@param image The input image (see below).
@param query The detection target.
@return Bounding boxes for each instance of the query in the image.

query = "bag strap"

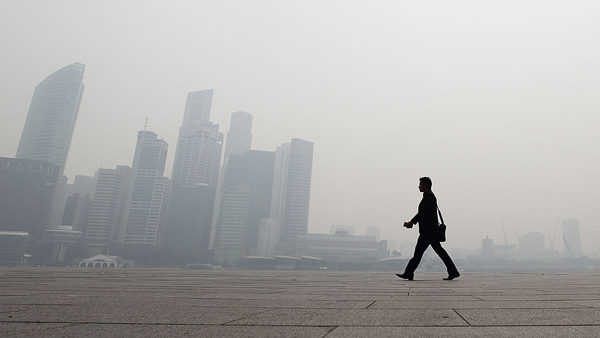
[437,207,445,225]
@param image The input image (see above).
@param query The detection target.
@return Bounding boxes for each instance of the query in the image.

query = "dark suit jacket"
[410,190,439,239]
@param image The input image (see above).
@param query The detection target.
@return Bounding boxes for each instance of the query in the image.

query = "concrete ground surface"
[1,268,599,337]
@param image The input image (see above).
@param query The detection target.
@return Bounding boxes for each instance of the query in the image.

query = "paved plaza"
[1,268,600,337]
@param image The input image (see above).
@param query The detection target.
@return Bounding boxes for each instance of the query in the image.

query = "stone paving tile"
[190,299,374,309]
[326,326,600,338]
[229,308,467,326]
[1,323,336,338]
[2,268,600,337]
[456,308,600,326]
[566,300,600,308]
[2,305,271,325]
[0,323,77,337]
[369,300,590,309]
[476,294,600,301]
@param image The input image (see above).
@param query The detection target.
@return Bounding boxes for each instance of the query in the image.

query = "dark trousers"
[404,234,459,276]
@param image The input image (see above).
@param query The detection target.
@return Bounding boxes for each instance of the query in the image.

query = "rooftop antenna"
[143,117,149,130]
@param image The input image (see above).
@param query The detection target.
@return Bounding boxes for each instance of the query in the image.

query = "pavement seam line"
[219,307,278,325]
[452,309,472,326]
[365,301,376,309]
[320,326,339,337]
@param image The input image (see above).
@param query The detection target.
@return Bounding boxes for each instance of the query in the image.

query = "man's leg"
[403,235,429,276]
[430,241,459,276]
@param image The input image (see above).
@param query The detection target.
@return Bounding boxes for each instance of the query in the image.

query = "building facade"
[15,63,86,229]
[0,157,60,241]
[223,111,253,163]
[84,166,131,255]
[121,131,171,246]
[171,90,223,188]
[163,184,215,253]
[270,139,314,242]
[214,150,275,262]
[59,175,95,232]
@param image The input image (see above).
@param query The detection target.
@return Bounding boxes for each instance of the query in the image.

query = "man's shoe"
[443,273,460,281]
[396,273,413,281]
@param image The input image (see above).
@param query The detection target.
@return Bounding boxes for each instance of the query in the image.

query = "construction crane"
[563,236,573,258]
[549,218,560,250]
[500,216,508,245]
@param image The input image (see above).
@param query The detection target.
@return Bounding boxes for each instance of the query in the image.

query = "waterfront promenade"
[1,268,600,337]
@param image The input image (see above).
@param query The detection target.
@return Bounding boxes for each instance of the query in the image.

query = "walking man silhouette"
[396,177,460,281]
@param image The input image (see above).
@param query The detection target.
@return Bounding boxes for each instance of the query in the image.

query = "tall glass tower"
[16,62,85,173]
[16,63,85,229]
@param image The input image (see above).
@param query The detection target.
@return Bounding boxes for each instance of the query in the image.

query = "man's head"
[419,177,432,192]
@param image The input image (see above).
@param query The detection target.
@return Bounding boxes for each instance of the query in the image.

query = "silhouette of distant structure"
[331,225,355,235]
[365,226,380,241]
[209,110,253,250]
[164,184,215,253]
[270,139,314,242]
[15,63,85,230]
[562,219,582,258]
[59,175,95,232]
[223,111,253,164]
[171,90,223,187]
[84,166,131,255]
[121,131,171,246]
[166,90,223,254]
[214,150,275,264]
[0,157,59,241]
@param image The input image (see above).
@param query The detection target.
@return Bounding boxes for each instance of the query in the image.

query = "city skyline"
[1,1,599,255]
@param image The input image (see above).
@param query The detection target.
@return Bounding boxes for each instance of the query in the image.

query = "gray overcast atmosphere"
[1,1,599,254]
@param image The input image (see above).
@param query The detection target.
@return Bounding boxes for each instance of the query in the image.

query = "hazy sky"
[1,1,599,254]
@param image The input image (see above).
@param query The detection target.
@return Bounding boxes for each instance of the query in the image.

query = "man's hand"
[403,222,413,228]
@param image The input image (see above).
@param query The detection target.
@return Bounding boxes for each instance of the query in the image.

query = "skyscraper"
[171,90,223,187]
[0,157,60,241]
[60,175,95,232]
[15,63,85,229]
[121,131,171,246]
[214,150,275,263]
[163,184,215,253]
[167,90,223,255]
[209,110,253,250]
[223,111,253,164]
[84,166,131,255]
[562,219,582,258]
[270,139,314,241]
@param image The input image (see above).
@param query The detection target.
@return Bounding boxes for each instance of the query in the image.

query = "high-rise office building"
[0,157,60,241]
[84,166,131,255]
[121,131,171,246]
[169,90,223,255]
[209,110,253,250]
[15,63,85,229]
[182,89,213,125]
[214,150,275,263]
[60,175,95,232]
[223,111,253,164]
[213,184,250,265]
[257,219,280,257]
[270,139,314,241]
[171,90,223,187]
[562,219,582,258]
[163,184,215,253]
